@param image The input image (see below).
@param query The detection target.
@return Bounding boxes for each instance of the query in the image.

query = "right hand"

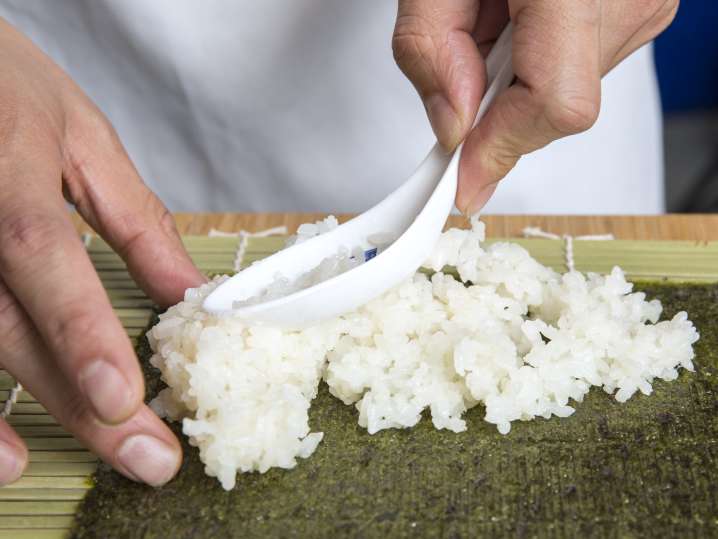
[392,0,679,214]
[0,18,205,486]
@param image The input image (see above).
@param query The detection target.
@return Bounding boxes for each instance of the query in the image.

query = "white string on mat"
[1,380,21,419]
[208,226,288,272]
[522,226,614,272]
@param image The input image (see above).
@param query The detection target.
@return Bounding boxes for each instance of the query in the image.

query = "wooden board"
[1,213,717,538]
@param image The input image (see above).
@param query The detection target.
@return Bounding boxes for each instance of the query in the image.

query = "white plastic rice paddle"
[203,24,515,326]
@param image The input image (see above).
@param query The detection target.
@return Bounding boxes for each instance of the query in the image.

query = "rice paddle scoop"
[203,24,515,326]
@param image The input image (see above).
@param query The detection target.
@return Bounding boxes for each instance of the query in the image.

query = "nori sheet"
[71,283,718,538]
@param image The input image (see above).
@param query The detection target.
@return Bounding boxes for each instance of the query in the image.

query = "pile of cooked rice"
[148,218,698,490]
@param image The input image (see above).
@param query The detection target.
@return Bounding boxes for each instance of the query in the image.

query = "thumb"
[393,0,483,150]
[62,107,206,307]
[456,1,602,214]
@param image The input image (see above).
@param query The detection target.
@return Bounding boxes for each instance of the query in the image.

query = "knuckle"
[45,305,103,362]
[392,25,433,74]
[476,126,522,182]
[494,150,519,175]
[112,192,176,259]
[484,146,519,180]
[0,212,62,273]
[544,91,600,136]
[392,7,444,80]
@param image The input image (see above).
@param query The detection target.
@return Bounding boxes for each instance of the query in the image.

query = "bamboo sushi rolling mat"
[1,212,717,538]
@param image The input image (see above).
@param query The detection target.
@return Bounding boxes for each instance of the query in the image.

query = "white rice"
[149,292,341,489]
[234,216,367,307]
[285,215,340,246]
[148,217,699,489]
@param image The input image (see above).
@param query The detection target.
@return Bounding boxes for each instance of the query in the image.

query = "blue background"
[654,2,718,112]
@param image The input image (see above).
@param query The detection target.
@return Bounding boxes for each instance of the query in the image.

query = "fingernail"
[79,360,135,424]
[425,94,461,151]
[117,434,180,487]
[0,440,23,486]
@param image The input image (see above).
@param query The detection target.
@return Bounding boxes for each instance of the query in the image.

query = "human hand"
[0,18,204,486]
[393,0,679,214]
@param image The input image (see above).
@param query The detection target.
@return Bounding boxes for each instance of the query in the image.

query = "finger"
[393,0,484,150]
[0,279,181,486]
[0,419,27,486]
[473,0,510,56]
[456,0,602,214]
[61,105,205,308]
[601,0,679,72]
[0,178,143,425]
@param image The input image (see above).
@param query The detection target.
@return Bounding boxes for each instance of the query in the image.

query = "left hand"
[0,17,205,487]
[392,0,679,214]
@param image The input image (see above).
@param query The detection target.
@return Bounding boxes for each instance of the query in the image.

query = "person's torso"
[0,0,664,213]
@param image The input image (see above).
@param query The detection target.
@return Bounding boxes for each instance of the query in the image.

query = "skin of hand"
[0,18,205,487]
[392,0,680,214]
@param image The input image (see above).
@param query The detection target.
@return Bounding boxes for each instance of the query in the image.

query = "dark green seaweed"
[71,283,718,538]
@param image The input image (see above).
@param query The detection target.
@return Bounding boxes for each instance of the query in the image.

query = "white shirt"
[0,0,664,214]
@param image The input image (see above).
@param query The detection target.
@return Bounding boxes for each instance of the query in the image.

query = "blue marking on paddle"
[364,248,378,261]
